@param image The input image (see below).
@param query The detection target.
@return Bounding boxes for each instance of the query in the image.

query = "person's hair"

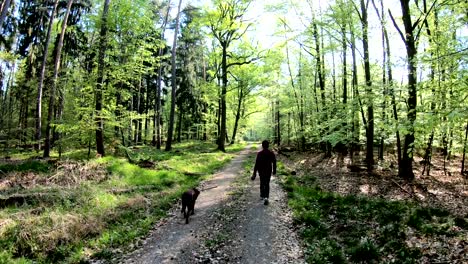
[261,140,269,149]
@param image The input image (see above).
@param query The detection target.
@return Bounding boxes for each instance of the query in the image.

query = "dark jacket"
[254,149,277,177]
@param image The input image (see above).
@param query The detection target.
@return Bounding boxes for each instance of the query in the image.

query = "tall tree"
[44,0,74,158]
[357,0,374,171]
[35,0,59,151]
[207,0,252,152]
[389,0,420,180]
[0,0,12,30]
[230,62,258,144]
[421,0,438,175]
[154,0,171,149]
[165,0,183,151]
[370,0,401,167]
[95,0,111,156]
[371,0,386,161]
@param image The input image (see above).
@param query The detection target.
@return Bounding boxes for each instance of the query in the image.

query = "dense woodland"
[0,0,467,263]
[0,0,467,178]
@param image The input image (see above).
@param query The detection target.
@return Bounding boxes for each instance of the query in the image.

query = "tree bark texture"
[165,0,183,151]
[95,0,111,156]
[398,0,417,181]
[0,0,12,30]
[44,0,73,158]
[35,0,59,151]
[360,0,374,171]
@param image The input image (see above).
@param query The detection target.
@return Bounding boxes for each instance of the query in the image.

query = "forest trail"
[117,145,304,264]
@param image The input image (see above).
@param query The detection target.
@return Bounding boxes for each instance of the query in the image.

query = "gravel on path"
[116,145,304,264]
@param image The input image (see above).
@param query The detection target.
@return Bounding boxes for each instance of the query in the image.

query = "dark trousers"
[259,174,271,198]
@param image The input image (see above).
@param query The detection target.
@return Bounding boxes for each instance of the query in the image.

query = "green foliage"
[0,251,31,264]
[306,239,345,264]
[0,142,243,263]
[0,161,51,174]
[349,237,379,263]
[281,173,466,263]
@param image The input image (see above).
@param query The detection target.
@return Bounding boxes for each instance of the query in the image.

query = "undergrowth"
[0,141,244,263]
[0,161,51,174]
[280,172,468,263]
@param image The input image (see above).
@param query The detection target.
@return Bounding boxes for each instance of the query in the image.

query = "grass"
[0,141,245,263]
[280,172,468,263]
[0,161,51,174]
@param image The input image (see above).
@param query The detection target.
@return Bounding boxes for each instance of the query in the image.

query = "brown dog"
[181,188,200,224]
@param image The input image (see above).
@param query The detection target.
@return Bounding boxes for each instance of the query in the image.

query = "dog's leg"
[190,203,195,215]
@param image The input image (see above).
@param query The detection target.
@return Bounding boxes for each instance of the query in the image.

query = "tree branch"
[226,57,259,69]
[388,9,406,43]
[351,0,363,21]
[414,0,438,41]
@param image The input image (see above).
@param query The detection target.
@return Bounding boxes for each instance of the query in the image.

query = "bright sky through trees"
[182,0,467,84]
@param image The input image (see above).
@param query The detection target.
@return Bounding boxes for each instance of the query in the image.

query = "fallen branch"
[391,179,418,200]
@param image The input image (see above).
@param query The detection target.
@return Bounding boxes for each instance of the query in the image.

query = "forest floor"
[113,146,468,264]
[114,144,305,264]
[280,150,467,263]
[284,150,467,217]
[1,143,466,263]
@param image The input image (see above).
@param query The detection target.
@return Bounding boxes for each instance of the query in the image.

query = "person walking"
[251,140,277,205]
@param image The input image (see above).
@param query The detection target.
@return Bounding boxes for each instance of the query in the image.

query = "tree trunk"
[165,0,182,151]
[134,77,142,144]
[341,16,349,153]
[154,0,171,149]
[276,100,281,146]
[217,97,221,141]
[231,88,243,144]
[421,0,438,175]
[313,20,325,109]
[0,0,12,30]
[144,79,149,145]
[115,88,122,140]
[331,36,336,102]
[350,26,361,158]
[177,109,183,142]
[128,96,133,145]
[396,0,417,181]
[35,0,59,151]
[203,113,207,140]
[341,22,347,105]
[95,0,111,156]
[286,34,304,151]
[44,0,73,158]
[371,0,386,161]
[55,84,65,146]
[3,65,14,150]
[217,42,227,152]
[360,0,374,171]
[271,100,275,142]
[382,6,401,168]
[461,122,468,175]
[287,112,291,145]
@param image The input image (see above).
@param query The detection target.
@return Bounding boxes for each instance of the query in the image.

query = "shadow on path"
[120,146,254,264]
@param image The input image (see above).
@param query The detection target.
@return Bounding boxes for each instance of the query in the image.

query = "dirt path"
[118,145,304,264]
